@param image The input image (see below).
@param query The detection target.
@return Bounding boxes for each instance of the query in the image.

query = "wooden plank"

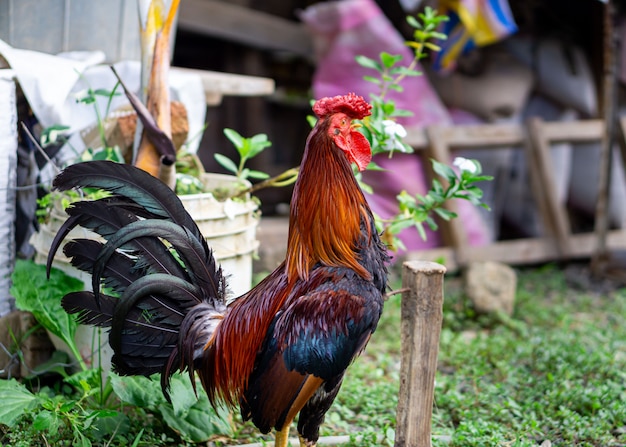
[396,261,446,447]
[404,120,606,150]
[402,119,619,269]
[617,116,626,177]
[404,229,626,273]
[404,125,428,150]
[178,0,313,56]
[541,120,605,143]
[170,67,275,105]
[406,123,525,149]
[526,117,573,256]
[438,124,525,147]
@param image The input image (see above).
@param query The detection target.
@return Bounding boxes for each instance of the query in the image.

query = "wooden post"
[395,261,446,447]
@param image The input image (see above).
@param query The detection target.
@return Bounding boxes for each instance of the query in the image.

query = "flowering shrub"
[354,7,492,249]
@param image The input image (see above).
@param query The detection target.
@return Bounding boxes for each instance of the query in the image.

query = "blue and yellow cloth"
[433,0,518,72]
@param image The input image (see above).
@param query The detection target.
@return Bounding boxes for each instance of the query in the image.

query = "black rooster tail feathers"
[161,300,226,401]
[48,160,228,384]
[52,160,201,240]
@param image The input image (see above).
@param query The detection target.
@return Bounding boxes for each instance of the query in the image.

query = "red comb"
[312,93,372,120]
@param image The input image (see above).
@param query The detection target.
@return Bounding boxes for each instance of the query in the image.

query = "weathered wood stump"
[395,261,446,447]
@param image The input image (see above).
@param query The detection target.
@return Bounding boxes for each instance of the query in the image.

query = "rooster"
[47,93,390,447]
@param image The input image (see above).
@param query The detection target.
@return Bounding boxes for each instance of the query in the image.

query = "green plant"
[36,85,126,223]
[353,7,491,249]
[216,128,299,198]
[74,83,123,154]
[389,158,492,244]
[218,128,272,181]
[355,6,449,158]
[10,259,86,371]
[3,260,233,446]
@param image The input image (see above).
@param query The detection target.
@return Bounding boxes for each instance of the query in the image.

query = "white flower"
[453,157,478,174]
[382,120,407,139]
[381,120,409,152]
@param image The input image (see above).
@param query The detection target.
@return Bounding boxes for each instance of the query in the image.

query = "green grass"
[325,263,626,447]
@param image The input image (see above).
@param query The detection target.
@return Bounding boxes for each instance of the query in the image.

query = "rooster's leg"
[274,375,323,447]
[274,430,317,447]
[298,434,316,447]
[275,428,290,447]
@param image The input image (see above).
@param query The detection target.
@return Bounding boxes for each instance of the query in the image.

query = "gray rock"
[464,261,517,316]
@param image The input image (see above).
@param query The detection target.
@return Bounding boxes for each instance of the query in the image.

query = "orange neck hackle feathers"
[286,93,373,283]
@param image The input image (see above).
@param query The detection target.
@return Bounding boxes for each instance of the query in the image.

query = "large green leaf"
[111,372,232,443]
[159,393,232,443]
[168,374,198,416]
[110,373,163,409]
[0,379,40,426]
[10,260,84,354]
[223,128,245,151]
[214,153,238,175]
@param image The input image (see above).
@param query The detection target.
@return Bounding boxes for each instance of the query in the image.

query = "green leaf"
[380,52,403,68]
[25,350,71,379]
[390,109,414,118]
[431,159,456,181]
[10,260,83,358]
[248,134,272,158]
[388,218,415,235]
[390,66,421,77]
[406,15,422,29]
[93,88,119,98]
[246,169,271,180]
[158,394,232,443]
[355,55,382,72]
[64,368,101,391]
[33,410,61,435]
[110,373,163,409]
[430,31,448,40]
[168,375,198,416]
[425,216,439,231]
[363,75,382,85]
[415,221,427,240]
[88,410,130,441]
[434,207,457,221]
[41,124,71,147]
[223,128,245,151]
[214,153,239,175]
[0,379,40,426]
[465,186,485,198]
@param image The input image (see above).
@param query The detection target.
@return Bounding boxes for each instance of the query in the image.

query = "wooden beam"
[541,119,605,143]
[404,120,606,150]
[178,0,313,57]
[404,229,626,274]
[405,123,525,149]
[396,261,446,447]
[526,117,573,257]
[171,66,275,105]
